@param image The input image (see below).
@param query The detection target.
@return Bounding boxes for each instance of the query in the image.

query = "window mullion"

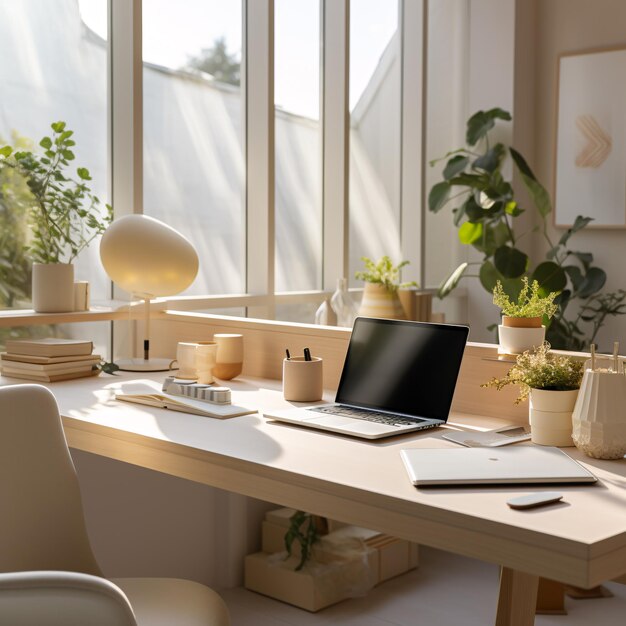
[400,0,426,287]
[322,0,349,291]
[245,0,275,319]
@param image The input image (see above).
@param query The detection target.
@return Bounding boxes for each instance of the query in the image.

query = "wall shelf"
[0,302,132,327]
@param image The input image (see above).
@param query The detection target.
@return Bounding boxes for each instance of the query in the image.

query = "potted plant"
[482,342,583,446]
[493,277,558,354]
[0,121,112,312]
[355,256,417,319]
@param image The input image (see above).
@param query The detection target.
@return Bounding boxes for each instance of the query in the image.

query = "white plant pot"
[572,369,626,459]
[498,325,545,355]
[31,263,75,313]
[528,388,578,447]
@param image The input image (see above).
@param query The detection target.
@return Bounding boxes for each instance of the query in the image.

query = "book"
[0,356,101,372]
[1,363,95,378]
[4,338,93,358]
[0,352,102,365]
[0,368,100,383]
[115,392,256,419]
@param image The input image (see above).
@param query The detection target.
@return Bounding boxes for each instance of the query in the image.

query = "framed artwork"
[554,47,626,228]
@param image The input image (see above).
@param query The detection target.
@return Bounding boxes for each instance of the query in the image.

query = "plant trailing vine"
[0,121,113,264]
[428,108,626,351]
[284,510,324,571]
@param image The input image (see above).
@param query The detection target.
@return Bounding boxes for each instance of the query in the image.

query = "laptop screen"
[335,318,469,421]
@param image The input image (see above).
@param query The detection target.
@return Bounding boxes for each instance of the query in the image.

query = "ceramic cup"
[195,341,217,385]
[283,356,323,402]
[175,342,199,379]
[213,333,244,380]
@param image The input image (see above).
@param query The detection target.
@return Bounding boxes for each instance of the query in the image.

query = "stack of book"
[0,338,101,382]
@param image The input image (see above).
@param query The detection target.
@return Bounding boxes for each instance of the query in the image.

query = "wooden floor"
[221,547,626,626]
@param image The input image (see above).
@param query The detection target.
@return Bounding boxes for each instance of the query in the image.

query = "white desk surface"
[2,371,625,589]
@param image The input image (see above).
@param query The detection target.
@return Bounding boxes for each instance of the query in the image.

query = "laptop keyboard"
[310,405,427,427]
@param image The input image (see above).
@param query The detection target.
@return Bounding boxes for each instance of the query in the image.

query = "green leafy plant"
[481,342,583,404]
[0,121,113,264]
[355,256,418,293]
[493,277,558,319]
[428,107,626,351]
[96,360,120,376]
[284,511,324,571]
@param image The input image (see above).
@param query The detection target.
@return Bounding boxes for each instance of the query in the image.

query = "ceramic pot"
[358,283,405,319]
[528,388,578,447]
[572,367,626,459]
[213,333,244,380]
[498,318,545,355]
[31,263,75,313]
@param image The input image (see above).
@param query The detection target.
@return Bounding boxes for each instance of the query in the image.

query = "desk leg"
[495,567,539,626]
[536,578,566,614]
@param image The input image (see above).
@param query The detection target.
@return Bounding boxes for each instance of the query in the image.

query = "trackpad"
[303,415,355,427]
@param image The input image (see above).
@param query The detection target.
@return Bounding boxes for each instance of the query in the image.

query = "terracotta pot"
[528,388,579,447]
[31,263,75,313]
[502,316,542,328]
[358,283,405,319]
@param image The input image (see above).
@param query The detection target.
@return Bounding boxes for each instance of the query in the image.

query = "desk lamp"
[100,214,199,371]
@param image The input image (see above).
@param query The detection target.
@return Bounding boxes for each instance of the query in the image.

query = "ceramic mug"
[213,333,244,380]
[175,342,199,379]
[195,341,217,385]
[283,356,323,402]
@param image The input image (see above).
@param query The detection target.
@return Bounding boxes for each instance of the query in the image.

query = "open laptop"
[264,317,469,439]
[400,446,597,486]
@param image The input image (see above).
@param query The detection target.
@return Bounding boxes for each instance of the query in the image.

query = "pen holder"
[283,356,323,402]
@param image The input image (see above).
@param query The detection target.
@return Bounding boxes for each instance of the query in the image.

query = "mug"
[195,341,217,385]
[283,356,323,402]
[175,342,199,379]
[213,333,244,380]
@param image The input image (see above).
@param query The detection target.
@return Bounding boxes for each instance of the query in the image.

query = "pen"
[304,348,311,361]
[285,349,291,360]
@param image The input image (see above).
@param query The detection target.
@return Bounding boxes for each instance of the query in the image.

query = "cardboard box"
[245,551,378,612]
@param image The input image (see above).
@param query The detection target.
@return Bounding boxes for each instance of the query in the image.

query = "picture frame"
[554,46,626,229]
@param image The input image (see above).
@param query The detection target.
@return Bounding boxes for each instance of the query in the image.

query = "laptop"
[264,317,469,439]
[400,446,597,486]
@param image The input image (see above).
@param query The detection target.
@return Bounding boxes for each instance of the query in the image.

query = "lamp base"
[116,357,175,372]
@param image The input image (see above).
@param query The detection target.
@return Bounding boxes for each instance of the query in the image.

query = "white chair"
[0,384,230,626]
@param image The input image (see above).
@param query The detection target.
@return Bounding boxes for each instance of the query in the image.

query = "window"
[143,0,245,297]
[0,1,427,336]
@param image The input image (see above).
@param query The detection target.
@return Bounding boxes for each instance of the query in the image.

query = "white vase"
[358,283,405,319]
[498,325,545,355]
[528,388,579,447]
[572,368,626,459]
[31,263,75,313]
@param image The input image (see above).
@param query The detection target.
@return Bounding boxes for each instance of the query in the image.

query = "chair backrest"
[0,571,137,626]
[0,384,101,575]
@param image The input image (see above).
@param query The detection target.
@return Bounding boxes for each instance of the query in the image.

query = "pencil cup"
[283,356,323,402]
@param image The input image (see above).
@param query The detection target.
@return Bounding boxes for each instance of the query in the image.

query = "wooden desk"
[3,371,625,626]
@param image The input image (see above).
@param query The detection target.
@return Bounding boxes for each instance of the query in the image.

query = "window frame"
[109,0,426,319]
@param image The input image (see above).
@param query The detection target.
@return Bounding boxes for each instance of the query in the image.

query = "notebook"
[264,318,469,439]
[400,446,597,486]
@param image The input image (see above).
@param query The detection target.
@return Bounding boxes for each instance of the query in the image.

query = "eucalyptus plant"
[429,108,626,351]
[0,121,112,265]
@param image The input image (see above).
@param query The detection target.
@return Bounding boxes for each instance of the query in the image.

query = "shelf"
[0,302,132,327]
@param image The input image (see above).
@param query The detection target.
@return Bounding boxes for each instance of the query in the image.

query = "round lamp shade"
[100,215,199,297]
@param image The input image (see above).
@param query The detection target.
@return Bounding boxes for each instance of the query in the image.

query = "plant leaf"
[458,221,483,244]
[559,215,593,246]
[443,155,469,180]
[438,262,468,298]
[473,143,505,173]
[428,181,451,213]
[494,246,528,278]
[532,261,567,294]
[466,108,511,146]
[578,267,607,298]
